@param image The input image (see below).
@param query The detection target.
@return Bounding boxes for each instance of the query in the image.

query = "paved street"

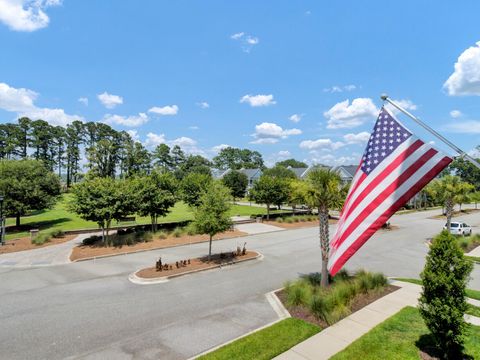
[0,208,479,359]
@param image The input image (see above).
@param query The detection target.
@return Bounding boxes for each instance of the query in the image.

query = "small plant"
[285,280,313,307]
[276,217,284,223]
[172,227,184,238]
[31,233,51,245]
[82,235,101,246]
[157,231,167,240]
[284,217,294,224]
[50,229,64,238]
[186,224,197,236]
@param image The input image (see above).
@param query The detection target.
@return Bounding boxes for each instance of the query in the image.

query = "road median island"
[70,229,247,262]
[132,250,261,283]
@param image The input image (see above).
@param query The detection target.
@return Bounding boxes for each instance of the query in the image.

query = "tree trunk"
[16,215,21,227]
[208,234,213,262]
[101,226,106,246]
[319,206,330,287]
[266,204,270,220]
[445,198,454,230]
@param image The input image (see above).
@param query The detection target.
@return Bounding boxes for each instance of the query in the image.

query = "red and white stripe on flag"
[328,107,452,276]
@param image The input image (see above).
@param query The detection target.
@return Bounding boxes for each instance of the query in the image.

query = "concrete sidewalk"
[274,281,480,360]
[0,233,93,267]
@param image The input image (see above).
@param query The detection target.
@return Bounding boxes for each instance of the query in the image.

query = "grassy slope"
[4,194,280,240]
[331,306,480,360]
[198,318,320,360]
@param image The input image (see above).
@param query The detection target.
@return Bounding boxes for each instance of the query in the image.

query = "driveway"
[0,207,478,359]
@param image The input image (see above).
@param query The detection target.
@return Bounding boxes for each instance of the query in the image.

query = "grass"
[467,304,480,318]
[197,318,320,360]
[331,306,480,360]
[466,255,480,264]
[276,215,317,224]
[4,194,280,241]
[394,278,480,301]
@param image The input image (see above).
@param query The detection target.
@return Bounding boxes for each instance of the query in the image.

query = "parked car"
[444,222,472,236]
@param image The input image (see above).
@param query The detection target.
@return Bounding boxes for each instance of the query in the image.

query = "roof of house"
[238,168,262,178]
[335,165,357,178]
[211,168,229,179]
[288,167,309,178]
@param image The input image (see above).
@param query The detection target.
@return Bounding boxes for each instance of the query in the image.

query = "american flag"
[328,107,452,276]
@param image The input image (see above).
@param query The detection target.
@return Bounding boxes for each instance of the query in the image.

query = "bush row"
[31,229,65,245]
[284,270,387,325]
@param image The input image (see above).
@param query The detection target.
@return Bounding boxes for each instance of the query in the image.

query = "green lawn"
[4,194,285,240]
[198,318,320,360]
[331,306,480,360]
[394,278,480,301]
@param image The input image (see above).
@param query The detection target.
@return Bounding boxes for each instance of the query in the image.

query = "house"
[287,166,310,179]
[212,168,262,189]
[334,165,357,185]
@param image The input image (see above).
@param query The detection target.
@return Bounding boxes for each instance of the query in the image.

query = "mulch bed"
[431,208,480,219]
[136,250,259,279]
[276,285,399,328]
[0,234,77,254]
[70,229,247,261]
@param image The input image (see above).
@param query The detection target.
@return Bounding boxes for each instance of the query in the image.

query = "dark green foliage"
[262,165,296,179]
[213,146,264,170]
[419,230,473,358]
[69,177,137,245]
[248,175,290,219]
[222,170,248,201]
[132,171,178,231]
[276,158,308,168]
[180,172,212,207]
[0,159,61,226]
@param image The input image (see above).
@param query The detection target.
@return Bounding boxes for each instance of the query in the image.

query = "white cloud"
[251,122,302,144]
[299,138,344,150]
[0,82,37,111]
[324,98,378,129]
[230,32,244,40]
[444,120,480,134]
[308,153,357,166]
[343,131,370,144]
[0,82,83,126]
[444,41,480,96]
[170,136,196,147]
[78,97,88,106]
[278,150,291,157]
[103,112,148,127]
[468,147,480,158]
[230,32,260,52]
[240,94,276,107]
[127,130,139,142]
[148,104,179,116]
[289,113,303,123]
[189,125,199,130]
[323,84,357,93]
[196,101,209,109]
[212,144,230,153]
[144,132,167,148]
[0,0,61,32]
[450,110,462,118]
[97,92,123,109]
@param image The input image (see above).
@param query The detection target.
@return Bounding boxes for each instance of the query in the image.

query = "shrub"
[419,230,473,358]
[32,232,51,245]
[284,217,294,224]
[276,217,284,223]
[186,224,197,236]
[50,229,64,238]
[293,217,300,223]
[286,280,313,307]
[157,231,167,240]
[172,227,184,238]
[82,235,101,246]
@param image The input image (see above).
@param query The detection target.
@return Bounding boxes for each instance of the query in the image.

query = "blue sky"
[1,1,480,167]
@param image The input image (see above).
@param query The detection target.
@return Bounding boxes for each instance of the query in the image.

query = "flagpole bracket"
[380,94,388,101]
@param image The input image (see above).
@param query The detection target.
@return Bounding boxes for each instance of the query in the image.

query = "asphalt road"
[1,208,479,360]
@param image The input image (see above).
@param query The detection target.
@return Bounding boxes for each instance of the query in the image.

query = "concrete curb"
[128,251,263,285]
[188,289,289,360]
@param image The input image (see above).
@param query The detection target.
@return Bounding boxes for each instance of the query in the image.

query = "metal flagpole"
[381,94,480,170]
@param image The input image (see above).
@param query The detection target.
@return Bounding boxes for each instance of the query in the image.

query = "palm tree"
[303,168,343,287]
[425,175,473,228]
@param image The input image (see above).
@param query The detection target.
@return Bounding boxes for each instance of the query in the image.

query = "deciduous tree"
[192,182,232,261]
[0,159,61,227]
[222,170,248,203]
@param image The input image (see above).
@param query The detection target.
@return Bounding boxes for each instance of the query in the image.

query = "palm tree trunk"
[446,197,454,229]
[319,206,330,287]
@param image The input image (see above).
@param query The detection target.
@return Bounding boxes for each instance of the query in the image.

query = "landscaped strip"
[330,306,480,360]
[197,318,320,360]
[393,278,480,301]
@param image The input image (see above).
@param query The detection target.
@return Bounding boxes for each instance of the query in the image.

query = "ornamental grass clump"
[419,230,473,359]
[285,280,313,307]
